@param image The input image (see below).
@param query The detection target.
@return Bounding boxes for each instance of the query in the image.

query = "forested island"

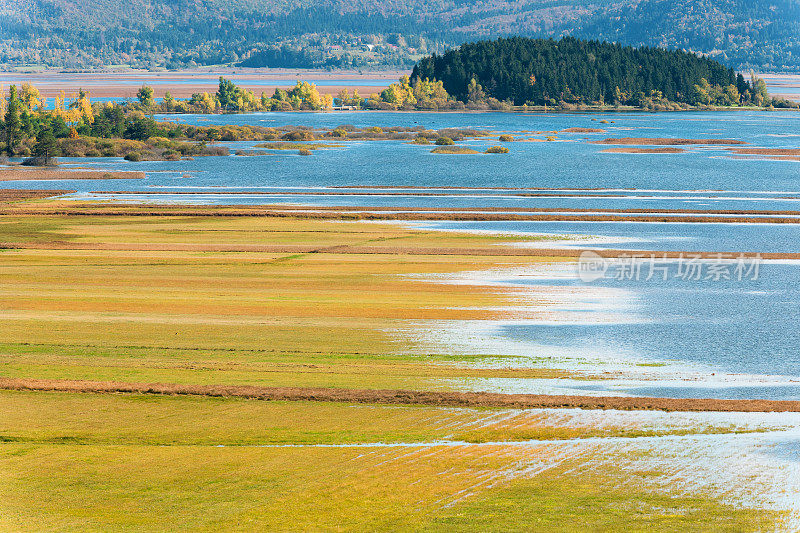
[411,37,798,110]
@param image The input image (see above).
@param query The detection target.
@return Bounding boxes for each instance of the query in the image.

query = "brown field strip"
[89,189,748,199]
[0,168,145,181]
[0,189,75,202]
[727,147,800,156]
[5,204,800,224]
[73,202,800,216]
[600,147,686,154]
[592,138,749,146]
[3,378,800,412]
[0,240,777,258]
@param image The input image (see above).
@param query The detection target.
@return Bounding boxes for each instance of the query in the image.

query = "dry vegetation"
[3,378,800,413]
[561,127,607,133]
[0,168,144,181]
[592,137,749,146]
[430,145,481,154]
[601,147,686,154]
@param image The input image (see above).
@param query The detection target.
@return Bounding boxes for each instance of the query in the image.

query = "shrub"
[22,156,57,166]
[198,146,230,156]
[498,134,515,142]
[435,136,454,145]
[148,136,173,148]
[411,135,431,145]
[546,136,557,142]
[282,130,315,141]
[430,146,480,154]
[124,152,142,162]
[298,149,312,156]
[163,150,181,161]
[485,146,510,154]
[329,128,347,138]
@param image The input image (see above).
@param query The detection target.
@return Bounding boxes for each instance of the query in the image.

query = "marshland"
[3,100,800,530]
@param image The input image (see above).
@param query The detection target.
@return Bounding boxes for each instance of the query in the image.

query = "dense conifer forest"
[411,37,779,107]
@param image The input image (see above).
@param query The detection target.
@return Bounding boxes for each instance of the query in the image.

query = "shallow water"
[3,110,799,204]
[4,109,800,398]
[425,258,800,394]
[415,220,800,253]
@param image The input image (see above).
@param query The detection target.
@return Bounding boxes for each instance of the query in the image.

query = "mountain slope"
[0,0,798,71]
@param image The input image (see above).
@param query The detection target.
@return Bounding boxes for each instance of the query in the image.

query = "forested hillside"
[1,0,798,71]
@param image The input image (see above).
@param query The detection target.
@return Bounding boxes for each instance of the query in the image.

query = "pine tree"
[4,85,21,155]
[217,77,240,111]
[33,125,59,163]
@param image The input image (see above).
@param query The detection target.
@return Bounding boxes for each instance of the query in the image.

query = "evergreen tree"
[4,85,22,155]
[33,125,59,162]
[217,77,240,111]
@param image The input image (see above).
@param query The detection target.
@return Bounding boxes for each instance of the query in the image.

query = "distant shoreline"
[0,69,403,98]
[2,69,798,105]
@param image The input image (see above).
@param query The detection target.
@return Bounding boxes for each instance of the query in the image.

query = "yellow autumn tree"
[52,91,67,120]
[189,92,217,113]
[379,77,417,108]
[288,81,325,110]
[237,88,258,111]
[20,83,42,112]
[77,90,93,124]
[0,85,6,118]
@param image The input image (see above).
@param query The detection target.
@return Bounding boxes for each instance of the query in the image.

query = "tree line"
[0,76,463,162]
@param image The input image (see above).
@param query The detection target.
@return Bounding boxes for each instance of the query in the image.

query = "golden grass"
[0,189,75,202]
[0,208,785,530]
[5,202,800,224]
[0,390,763,446]
[0,214,568,389]
[0,391,782,531]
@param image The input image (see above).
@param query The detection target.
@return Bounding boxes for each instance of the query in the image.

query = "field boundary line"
[2,378,800,412]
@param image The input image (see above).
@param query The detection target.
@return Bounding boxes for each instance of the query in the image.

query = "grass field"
[0,204,787,531]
